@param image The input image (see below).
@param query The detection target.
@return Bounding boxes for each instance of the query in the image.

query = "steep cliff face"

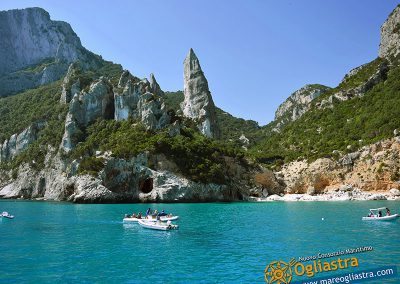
[114,71,170,130]
[379,5,400,59]
[181,48,220,139]
[274,136,400,197]
[60,63,81,104]
[0,122,46,162]
[0,7,100,97]
[274,84,330,129]
[61,77,114,152]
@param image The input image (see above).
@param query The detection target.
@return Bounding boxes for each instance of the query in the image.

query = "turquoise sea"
[0,200,399,283]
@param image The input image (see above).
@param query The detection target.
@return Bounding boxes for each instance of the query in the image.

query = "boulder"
[367,194,387,200]
[389,188,400,196]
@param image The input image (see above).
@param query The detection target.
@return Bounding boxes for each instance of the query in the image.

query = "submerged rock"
[181,48,220,139]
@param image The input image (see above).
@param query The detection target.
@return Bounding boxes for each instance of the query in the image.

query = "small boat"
[362,207,399,221]
[123,215,179,223]
[1,212,14,219]
[138,219,178,231]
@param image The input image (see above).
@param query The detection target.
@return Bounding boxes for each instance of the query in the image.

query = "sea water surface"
[0,200,399,283]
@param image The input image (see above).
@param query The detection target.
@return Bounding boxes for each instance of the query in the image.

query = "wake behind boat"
[138,219,178,231]
[1,211,14,219]
[362,207,399,221]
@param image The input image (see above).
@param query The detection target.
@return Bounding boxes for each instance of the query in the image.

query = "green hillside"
[250,57,400,165]
[164,91,263,145]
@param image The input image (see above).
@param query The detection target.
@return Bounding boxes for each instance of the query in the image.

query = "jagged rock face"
[114,71,170,130]
[0,153,245,203]
[0,122,46,162]
[149,73,164,97]
[379,5,400,59]
[181,48,220,139]
[61,78,114,152]
[275,137,400,194]
[0,7,100,97]
[275,84,330,122]
[60,63,81,104]
[317,61,388,109]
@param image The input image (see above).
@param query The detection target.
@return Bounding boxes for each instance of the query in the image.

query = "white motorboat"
[362,207,399,221]
[123,215,179,223]
[1,211,14,219]
[138,219,178,231]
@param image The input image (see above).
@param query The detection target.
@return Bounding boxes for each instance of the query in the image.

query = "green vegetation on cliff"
[251,58,400,165]
[72,119,246,183]
[164,91,262,145]
[0,80,66,142]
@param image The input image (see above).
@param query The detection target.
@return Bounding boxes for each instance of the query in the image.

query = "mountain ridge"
[1,5,400,202]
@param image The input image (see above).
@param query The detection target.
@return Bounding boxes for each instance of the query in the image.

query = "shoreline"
[1,191,400,204]
[249,190,400,202]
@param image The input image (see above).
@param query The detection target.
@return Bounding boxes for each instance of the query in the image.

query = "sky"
[0,0,398,125]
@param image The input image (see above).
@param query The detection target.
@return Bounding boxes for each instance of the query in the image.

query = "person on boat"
[386,208,391,216]
[137,212,142,219]
[368,212,373,217]
[378,211,382,217]
[132,213,137,218]
[158,210,167,217]
[146,208,151,216]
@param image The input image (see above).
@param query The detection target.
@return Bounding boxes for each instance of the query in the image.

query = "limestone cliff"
[114,71,170,130]
[271,135,400,200]
[181,48,220,139]
[379,5,400,59]
[0,122,46,162]
[0,7,101,97]
[273,84,330,130]
[61,77,114,152]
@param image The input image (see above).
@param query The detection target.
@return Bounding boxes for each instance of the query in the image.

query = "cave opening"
[139,178,153,193]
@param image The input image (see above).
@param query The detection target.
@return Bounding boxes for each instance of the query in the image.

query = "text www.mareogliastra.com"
[292,266,398,284]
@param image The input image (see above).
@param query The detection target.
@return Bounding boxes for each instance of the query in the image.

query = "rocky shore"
[249,188,400,202]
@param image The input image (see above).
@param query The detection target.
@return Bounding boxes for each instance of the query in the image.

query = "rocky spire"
[60,62,81,104]
[149,73,164,97]
[181,48,220,139]
[379,5,400,59]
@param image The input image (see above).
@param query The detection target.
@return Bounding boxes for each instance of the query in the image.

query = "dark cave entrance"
[139,178,153,193]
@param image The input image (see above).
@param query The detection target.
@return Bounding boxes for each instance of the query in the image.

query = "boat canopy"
[369,207,388,211]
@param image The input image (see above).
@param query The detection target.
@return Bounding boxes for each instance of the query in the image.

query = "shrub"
[77,156,105,176]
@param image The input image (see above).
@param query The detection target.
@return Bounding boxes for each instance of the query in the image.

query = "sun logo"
[264,258,296,284]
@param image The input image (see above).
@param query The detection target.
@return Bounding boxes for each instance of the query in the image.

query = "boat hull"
[123,215,179,223]
[2,216,14,219]
[138,220,178,231]
[1,212,14,219]
[362,214,399,221]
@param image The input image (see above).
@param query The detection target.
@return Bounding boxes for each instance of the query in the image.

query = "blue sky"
[0,1,398,125]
